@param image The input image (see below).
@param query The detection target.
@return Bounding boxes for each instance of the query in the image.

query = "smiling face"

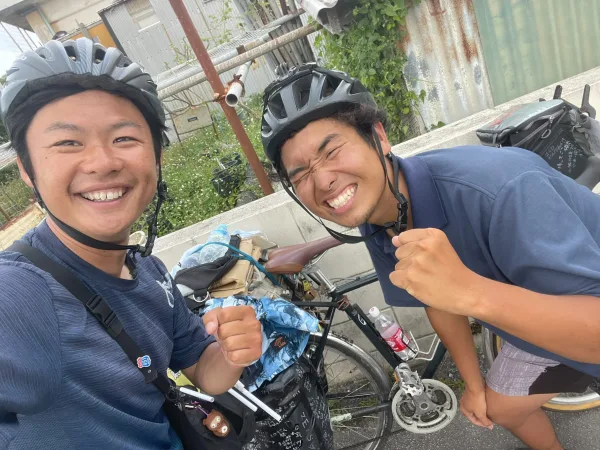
[280,118,395,228]
[20,90,159,244]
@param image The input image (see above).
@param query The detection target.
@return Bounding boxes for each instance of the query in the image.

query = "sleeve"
[167,273,216,372]
[0,265,62,448]
[488,171,600,296]
[363,238,427,308]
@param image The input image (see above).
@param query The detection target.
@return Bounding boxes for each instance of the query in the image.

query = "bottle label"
[384,328,409,352]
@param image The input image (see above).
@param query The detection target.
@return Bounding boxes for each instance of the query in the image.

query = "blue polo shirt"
[360,145,600,377]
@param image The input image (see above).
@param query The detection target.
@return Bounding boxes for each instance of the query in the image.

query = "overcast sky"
[0,22,42,76]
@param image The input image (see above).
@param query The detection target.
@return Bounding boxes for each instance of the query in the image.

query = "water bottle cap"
[369,307,380,318]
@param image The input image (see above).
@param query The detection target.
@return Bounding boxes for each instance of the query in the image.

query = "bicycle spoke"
[334,424,372,440]
[327,362,359,385]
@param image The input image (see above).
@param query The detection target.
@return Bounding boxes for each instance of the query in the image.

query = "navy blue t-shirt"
[360,145,600,377]
[0,221,215,449]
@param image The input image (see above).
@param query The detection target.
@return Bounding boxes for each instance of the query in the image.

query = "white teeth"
[82,188,125,202]
[327,185,356,210]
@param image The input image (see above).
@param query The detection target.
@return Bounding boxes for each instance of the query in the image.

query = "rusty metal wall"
[473,0,600,105]
[401,0,493,131]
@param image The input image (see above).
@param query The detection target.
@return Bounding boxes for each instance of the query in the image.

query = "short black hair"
[5,85,167,179]
[274,103,388,179]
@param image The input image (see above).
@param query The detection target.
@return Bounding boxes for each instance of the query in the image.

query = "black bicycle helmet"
[261,63,408,244]
[261,63,378,164]
[0,38,167,257]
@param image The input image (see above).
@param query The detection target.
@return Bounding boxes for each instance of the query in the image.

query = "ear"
[373,122,392,156]
[16,158,34,188]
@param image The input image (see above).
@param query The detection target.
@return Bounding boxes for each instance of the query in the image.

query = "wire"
[190,241,280,285]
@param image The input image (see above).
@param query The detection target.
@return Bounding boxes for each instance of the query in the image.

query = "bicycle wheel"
[482,329,600,411]
[308,332,394,450]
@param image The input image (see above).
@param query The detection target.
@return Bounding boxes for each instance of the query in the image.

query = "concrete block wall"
[154,65,600,349]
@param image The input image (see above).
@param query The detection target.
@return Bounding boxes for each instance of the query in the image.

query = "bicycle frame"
[289,270,446,380]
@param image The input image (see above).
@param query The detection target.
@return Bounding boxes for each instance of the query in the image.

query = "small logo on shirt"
[137,355,152,368]
[156,273,175,308]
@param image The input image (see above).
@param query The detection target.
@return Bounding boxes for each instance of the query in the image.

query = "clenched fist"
[390,228,483,316]
[203,306,263,368]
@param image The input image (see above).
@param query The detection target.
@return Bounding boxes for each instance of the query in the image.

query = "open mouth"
[326,184,357,210]
[80,187,129,203]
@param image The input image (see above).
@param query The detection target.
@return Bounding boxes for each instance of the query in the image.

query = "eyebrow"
[44,122,83,133]
[287,133,341,180]
[43,120,143,134]
[107,120,143,132]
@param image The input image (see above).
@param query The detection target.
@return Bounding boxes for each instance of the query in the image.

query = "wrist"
[455,270,489,318]
[465,379,486,394]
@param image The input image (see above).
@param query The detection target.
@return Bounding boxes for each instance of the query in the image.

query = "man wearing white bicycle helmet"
[262,63,600,450]
[0,38,262,449]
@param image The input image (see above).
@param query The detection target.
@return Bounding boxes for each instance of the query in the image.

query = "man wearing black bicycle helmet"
[0,38,262,449]
[263,64,600,450]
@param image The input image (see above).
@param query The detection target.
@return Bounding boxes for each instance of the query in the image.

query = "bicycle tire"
[482,328,600,411]
[309,332,393,450]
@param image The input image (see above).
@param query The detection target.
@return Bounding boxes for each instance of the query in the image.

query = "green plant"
[315,0,425,145]
[132,94,269,236]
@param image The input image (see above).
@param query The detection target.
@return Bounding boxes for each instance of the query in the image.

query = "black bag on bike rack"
[244,354,334,450]
[476,98,593,179]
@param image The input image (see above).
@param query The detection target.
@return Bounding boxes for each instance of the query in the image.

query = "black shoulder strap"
[8,242,175,400]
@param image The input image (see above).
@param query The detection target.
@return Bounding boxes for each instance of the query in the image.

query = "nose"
[80,143,124,175]
[313,167,336,193]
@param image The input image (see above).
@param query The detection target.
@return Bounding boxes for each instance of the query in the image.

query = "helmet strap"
[32,165,166,257]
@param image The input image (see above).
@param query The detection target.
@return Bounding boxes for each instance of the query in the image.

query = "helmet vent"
[35,48,50,60]
[64,45,78,61]
[292,75,312,109]
[117,56,131,68]
[268,93,287,120]
[321,76,342,99]
[93,48,106,64]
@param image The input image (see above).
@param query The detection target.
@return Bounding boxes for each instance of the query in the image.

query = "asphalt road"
[341,334,600,450]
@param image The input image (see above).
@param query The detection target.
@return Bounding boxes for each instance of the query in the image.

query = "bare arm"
[426,308,483,392]
[182,343,244,395]
[469,277,600,363]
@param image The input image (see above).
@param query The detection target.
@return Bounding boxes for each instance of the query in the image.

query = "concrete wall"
[153,65,600,356]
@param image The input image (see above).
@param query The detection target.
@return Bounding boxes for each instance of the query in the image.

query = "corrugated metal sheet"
[401,0,494,131]
[473,0,600,105]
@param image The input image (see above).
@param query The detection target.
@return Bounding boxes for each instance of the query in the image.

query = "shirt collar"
[365,155,447,254]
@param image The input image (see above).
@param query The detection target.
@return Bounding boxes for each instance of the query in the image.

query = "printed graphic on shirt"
[156,273,175,308]
[137,355,152,368]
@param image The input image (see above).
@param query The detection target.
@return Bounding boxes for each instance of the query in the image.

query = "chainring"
[391,379,458,434]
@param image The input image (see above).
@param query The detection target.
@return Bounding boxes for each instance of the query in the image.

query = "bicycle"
[262,234,600,449]
[263,236,457,450]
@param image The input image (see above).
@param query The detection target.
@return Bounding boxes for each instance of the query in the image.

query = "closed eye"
[114,136,137,143]
[53,140,81,147]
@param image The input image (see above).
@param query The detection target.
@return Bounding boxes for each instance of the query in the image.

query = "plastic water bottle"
[369,307,416,360]
[183,224,230,268]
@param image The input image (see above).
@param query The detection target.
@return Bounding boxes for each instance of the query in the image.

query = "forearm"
[426,308,484,392]
[192,343,244,395]
[469,276,600,363]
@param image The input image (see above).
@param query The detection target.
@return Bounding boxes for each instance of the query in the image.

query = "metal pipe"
[225,61,252,107]
[157,33,269,91]
[1,22,22,52]
[159,22,321,100]
[156,11,305,89]
[167,0,274,196]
